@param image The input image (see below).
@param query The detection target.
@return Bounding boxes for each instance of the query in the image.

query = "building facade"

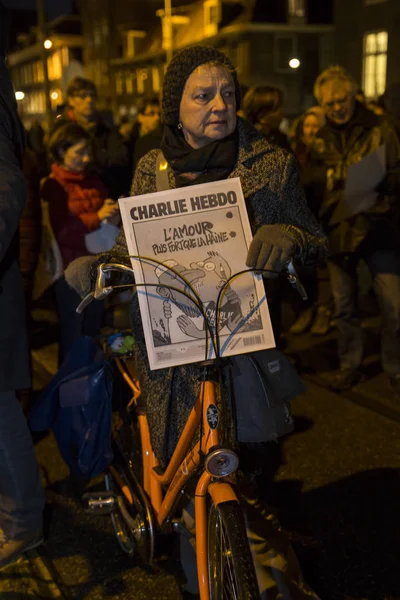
[78,0,334,119]
[77,0,171,111]
[335,0,400,115]
[7,15,84,129]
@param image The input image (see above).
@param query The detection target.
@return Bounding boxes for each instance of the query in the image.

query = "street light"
[15,91,25,101]
[289,58,300,69]
[44,39,52,49]
[51,91,59,100]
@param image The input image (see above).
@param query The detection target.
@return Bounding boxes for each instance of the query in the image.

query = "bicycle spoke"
[217,515,238,599]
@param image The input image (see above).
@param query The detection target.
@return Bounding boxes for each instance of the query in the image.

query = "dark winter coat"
[132,128,162,174]
[0,58,30,390]
[310,102,400,255]
[292,141,327,221]
[52,111,130,200]
[98,118,327,464]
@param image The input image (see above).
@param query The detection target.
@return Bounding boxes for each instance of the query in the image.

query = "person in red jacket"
[42,122,119,360]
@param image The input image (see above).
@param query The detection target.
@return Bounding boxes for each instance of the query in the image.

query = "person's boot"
[310,305,332,336]
[0,528,43,569]
[288,306,315,335]
[329,367,365,393]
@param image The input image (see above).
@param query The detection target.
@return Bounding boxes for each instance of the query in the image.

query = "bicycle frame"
[115,357,239,600]
[81,260,307,599]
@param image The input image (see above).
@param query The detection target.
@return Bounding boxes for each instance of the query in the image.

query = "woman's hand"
[97,199,119,221]
[246,224,296,277]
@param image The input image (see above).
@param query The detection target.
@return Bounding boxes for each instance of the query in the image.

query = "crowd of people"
[19,66,400,384]
[1,30,400,600]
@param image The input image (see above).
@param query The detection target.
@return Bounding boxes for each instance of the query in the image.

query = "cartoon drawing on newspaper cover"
[119,177,275,370]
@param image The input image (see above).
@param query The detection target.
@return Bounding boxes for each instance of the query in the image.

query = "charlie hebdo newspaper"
[119,177,275,370]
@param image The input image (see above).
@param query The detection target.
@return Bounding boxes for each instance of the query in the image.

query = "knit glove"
[246,225,297,277]
[65,253,134,298]
[65,255,99,298]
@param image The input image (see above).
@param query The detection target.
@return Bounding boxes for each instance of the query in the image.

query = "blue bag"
[30,336,114,479]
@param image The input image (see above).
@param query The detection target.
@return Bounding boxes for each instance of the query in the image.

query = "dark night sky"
[2,0,73,20]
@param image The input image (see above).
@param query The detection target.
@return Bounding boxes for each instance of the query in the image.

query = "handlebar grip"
[76,291,95,314]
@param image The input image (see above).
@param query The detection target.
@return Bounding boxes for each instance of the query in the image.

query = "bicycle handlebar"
[76,259,308,315]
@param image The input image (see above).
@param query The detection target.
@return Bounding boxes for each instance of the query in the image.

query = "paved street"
[1,302,400,600]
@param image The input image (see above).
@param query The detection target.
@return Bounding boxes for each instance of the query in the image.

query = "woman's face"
[61,140,91,172]
[302,114,320,146]
[179,64,237,149]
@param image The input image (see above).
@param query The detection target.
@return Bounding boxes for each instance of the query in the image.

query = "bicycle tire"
[208,500,260,600]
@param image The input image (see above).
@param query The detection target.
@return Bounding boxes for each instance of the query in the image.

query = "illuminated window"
[137,68,147,94]
[204,0,220,37]
[363,31,388,98]
[38,61,44,82]
[39,92,45,113]
[22,64,32,85]
[126,73,133,95]
[288,0,305,18]
[47,53,63,82]
[50,51,62,80]
[125,31,143,58]
[61,47,69,67]
[115,73,124,95]
[152,66,160,93]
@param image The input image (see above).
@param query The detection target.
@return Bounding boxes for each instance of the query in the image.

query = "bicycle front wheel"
[208,500,260,600]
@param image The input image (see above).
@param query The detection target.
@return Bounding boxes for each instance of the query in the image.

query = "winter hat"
[161,45,241,126]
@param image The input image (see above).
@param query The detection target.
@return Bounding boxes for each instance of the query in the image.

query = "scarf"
[50,163,107,209]
[161,124,238,187]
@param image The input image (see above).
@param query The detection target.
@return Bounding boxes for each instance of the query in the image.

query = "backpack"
[29,336,114,479]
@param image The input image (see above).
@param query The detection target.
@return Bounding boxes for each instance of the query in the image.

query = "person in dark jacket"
[132,96,162,172]
[0,6,45,567]
[312,66,400,392]
[242,85,292,153]
[52,77,130,199]
[120,97,162,178]
[242,85,292,342]
[66,45,326,599]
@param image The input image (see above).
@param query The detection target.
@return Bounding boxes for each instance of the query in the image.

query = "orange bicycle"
[78,259,307,600]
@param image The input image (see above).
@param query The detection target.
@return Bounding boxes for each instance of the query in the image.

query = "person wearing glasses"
[311,66,400,393]
[52,77,129,199]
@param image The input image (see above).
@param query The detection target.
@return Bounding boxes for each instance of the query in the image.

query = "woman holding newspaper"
[67,46,327,599]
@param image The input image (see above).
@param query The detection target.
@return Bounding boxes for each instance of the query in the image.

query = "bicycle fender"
[208,482,239,506]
